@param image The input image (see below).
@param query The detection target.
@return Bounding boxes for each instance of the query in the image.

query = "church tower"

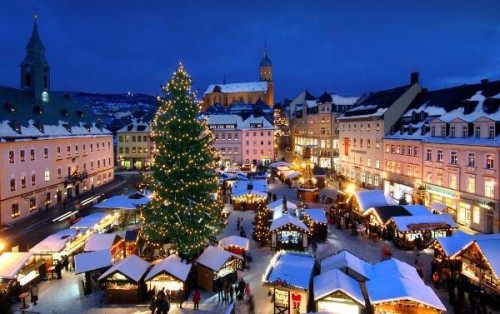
[20,17,50,101]
[259,49,274,106]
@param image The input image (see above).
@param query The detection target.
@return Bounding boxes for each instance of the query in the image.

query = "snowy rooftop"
[231,180,268,198]
[70,213,106,229]
[473,239,500,278]
[218,235,250,251]
[434,232,500,257]
[269,161,296,168]
[366,276,446,311]
[303,209,327,224]
[145,255,192,282]
[264,251,315,291]
[0,252,33,279]
[313,268,365,305]
[94,195,150,210]
[330,94,360,106]
[269,214,310,233]
[353,190,389,212]
[196,246,242,271]
[84,234,121,252]
[204,81,268,94]
[389,213,457,232]
[371,258,422,282]
[401,205,431,216]
[98,254,149,282]
[116,119,151,133]
[30,229,78,253]
[268,199,298,211]
[320,250,372,279]
[74,250,112,274]
[206,114,273,130]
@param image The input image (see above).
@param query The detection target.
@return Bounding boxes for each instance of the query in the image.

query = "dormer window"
[489,126,495,139]
[441,126,446,137]
[475,126,481,138]
[462,126,468,137]
[450,126,456,138]
[412,112,417,120]
[420,112,425,120]
[431,126,436,137]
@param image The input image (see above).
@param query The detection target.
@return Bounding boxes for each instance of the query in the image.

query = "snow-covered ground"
[13,179,453,314]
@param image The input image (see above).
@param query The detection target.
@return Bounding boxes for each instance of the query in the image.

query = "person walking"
[215,277,223,302]
[30,282,40,305]
[192,289,200,311]
[223,280,230,302]
[149,295,157,314]
[236,217,241,231]
[247,294,255,314]
[156,293,169,314]
[229,283,235,303]
[432,271,440,289]
[177,289,185,308]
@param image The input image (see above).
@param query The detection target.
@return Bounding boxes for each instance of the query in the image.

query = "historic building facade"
[116,119,153,170]
[0,20,114,225]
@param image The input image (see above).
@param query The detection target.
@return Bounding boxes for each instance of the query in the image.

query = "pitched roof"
[98,254,149,282]
[196,246,242,271]
[204,82,268,95]
[363,206,411,224]
[74,250,112,274]
[145,255,192,282]
[270,214,310,232]
[320,250,372,279]
[0,252,33,279]
[314,269,365,305]
[353,190,389,212]
[389,213,457,232]
[84,234,121,252]
[264,251,315,291]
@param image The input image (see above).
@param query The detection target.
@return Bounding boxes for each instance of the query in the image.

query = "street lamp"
[0,241,5,252]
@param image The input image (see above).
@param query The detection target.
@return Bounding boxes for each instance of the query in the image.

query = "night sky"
[1,1,499,101]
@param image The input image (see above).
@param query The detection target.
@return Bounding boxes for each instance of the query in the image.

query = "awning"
[431,202,447,212]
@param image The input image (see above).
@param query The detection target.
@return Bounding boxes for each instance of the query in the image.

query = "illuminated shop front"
[384,181,414,204]
[424,184,458,220]
[145,255,192,301]
[314,269,365,314]
[196,246,242,292]
[0,252,45,298]
[270,215,310,252]
[231,180,268,211]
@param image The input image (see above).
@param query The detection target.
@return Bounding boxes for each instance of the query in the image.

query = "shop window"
[472,206,480,224]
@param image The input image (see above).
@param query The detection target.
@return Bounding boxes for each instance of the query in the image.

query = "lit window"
[21,176,26,188]
[467,176,475,193]
[450,151,458,165]
[486,154,494,169]
[437,150,443,162]
[20,150,25,162]
[31,173,36,186]
[57,146,61,157]
[44,148,49,158]
[30,149,35,161]
[468,153,475,167]
[485,179,494,198]
[11,203,20,218]
[45,170,50,182]
[472,206,480,224]
[449,173,457,189]
[10,178,16,191]
[9,151,14,163]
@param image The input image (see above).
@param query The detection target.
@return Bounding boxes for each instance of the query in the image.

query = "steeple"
[259,48,272,82]
[20,16,50,101]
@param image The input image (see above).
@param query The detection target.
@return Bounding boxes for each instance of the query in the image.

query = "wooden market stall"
[94,194,150,225]
[98,254,149,304]
[262,251,315,314]
[124,230,139,257]
[0,252,45,298]
[350,190,390,214]
[195,246,242,292]
[144,255,192,302]
[303,208,328,242]
[75,250,113,295]
[314,268,366,314]
[270,214,310,251]
[84,233,125,262]
[320,250,372,282]
[70,212,120,233]
[231,180,268,211]
[366,276,446,314]
[218,235,250,256]
[267,198,298,221]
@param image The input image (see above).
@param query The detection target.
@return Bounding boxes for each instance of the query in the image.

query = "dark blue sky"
[1,1,499,101]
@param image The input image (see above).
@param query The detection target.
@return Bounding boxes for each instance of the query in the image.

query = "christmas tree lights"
[141,64,223,260]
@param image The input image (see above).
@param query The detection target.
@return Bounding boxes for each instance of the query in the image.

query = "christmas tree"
[253,202,271,246]
[142,64,223,260]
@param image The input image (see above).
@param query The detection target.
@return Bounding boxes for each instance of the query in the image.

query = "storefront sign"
[407,222,450,230]
[459,194,495,210]
[274,288,289,308]
[426,185,458,199]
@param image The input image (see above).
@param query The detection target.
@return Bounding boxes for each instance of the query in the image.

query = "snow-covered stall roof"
[435,232,500,257]
[269,161,296,168]
[371,258,421,282]
[320,251,372,279]
[231,180,268,198]
[30,229,78,253]
[401,205,431,216]
[0,252,33,279]
[270,214,310,233]
[268,199,298,211]
[366,276,445,311]
[314,269,365,305]
[196,246,242,271]
[389,214,457,232]
[218,236,250,251]
[145,255,192,282]
[70,213,105,229]
[431,202,447,212]
[94,195,150,210]
[84,234,121,252]
[303,209,327,224]
[282,170,301,179]
[474,239,500,279]
[353,190,389,212]
[263,251,315,291]
[74,250,112,274]
[98,255,149,282]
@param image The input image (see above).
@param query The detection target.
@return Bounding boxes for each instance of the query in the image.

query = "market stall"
[144,255,192,302]
[98,254,149,304]
[314,268,366,314]
[262,251,315,314]
[270,214,310,251]
[320,250,372,282]
[218,235,249,256]
[84,234,125,262]
[268,198,298,221]
[302,208,328,241]
[366,276,446,314]
[350,190,389,214]
[94,194,150,225]
[124,230,139,257]
[231,180,268,211]
[70,212,120,233]
[0,252,44,298]
[195,246,242,292]
[75,250,113,295]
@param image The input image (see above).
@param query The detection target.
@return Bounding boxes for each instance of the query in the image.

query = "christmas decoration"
[253,202,271,245]
[141,64,223,260]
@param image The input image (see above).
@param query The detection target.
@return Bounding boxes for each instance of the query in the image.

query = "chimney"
[410,72,419,85]
[247,183,253,191]
[481,79,489,84]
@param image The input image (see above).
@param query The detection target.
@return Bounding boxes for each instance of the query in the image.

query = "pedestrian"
[177,289,185,308]
[30,282,39,305]
[215,277,223,302]
[68,255,74,272]
[192,289,200,311]
[149,295,157,314]
[55,260,62,279]
[223,280,229,302]
[236,217,241,231]
[432,271,440,289]
[247,294,255,314]
[229,283,235,303]
[237,279,245,300]
[156,293,170,314]
[63,255,69,271]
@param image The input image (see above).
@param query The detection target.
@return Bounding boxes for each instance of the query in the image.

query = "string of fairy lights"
[141,64,223,259]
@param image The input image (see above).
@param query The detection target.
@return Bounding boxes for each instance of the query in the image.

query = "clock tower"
[20,16,50,101]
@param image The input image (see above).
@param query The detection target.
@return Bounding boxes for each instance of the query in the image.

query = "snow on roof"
[0,252,33,279]
[303,209,327,224]
[218,236,250,251]
[30,229,78,253]
[366,276,445,311]
[389,214,457,232]
[270,214,310,232]
[205,114,273,130]
[437,91,500,123]
[94,195,150,210]
[205,81,268,94]
[330,94,360,106]
[264,251,315,291]
[384,194,399,205]
[371,258,422,282]
[282,170,301,179]
[269,161,295,168]
[98,254,149,282]
[474,239,500,278]
[433,232,500,257]
[401,205,431,216]
[84,234,120,252]
[145,255,192,282]
[74,250,112,274]
[314,269,365,305]
[231,180,267,198]
[306,100,317,108]
[353,190,389,212]
[70,213,106,229]
[320,251,372,279]
[196,246,242,271]
[339,107,388,120]
[268,199,298,211]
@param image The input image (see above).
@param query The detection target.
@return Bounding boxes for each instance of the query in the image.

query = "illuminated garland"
[141,64,223,260]
[253,202,271,245]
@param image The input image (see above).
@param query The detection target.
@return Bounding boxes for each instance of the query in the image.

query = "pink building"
[0,21,113,225]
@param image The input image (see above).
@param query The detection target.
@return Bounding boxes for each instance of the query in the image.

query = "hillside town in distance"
[0,11,499,314]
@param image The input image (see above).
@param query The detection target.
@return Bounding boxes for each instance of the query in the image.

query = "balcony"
[485,168,496,176]
[65,170,88,185]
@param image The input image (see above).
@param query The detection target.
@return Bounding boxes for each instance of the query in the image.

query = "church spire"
[20,15,51,100]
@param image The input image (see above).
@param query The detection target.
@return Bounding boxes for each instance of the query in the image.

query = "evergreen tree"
[142,64,223,260]
[253,202,271,245]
